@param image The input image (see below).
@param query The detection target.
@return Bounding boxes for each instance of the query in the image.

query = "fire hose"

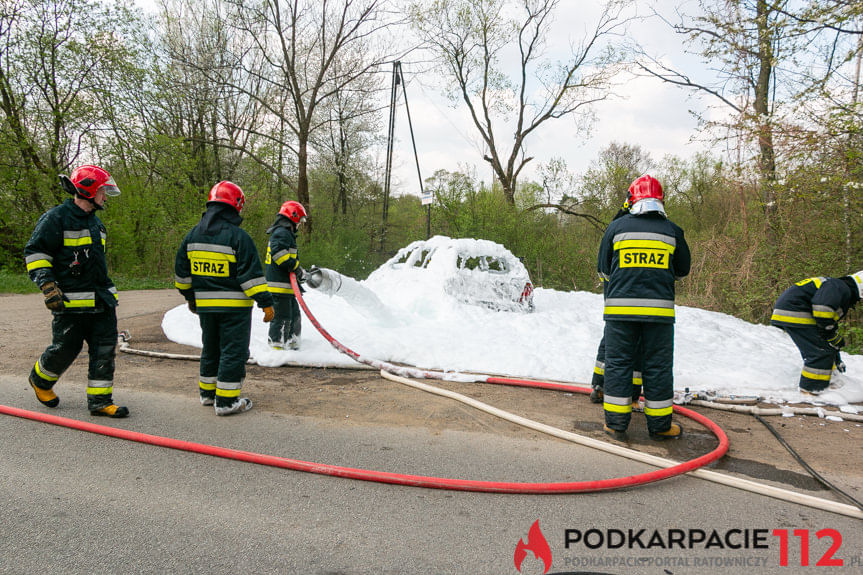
[288,272,863,519]
[2,274,859,517]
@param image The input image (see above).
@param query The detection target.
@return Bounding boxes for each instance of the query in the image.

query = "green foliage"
[0,269,35,294]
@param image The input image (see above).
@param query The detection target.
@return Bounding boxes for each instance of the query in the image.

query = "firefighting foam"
[163,237,863,410]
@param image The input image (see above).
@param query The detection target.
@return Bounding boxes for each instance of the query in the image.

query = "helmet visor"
[100,176,121,197]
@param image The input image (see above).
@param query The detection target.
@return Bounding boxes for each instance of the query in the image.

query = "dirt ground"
[2,289,862,500]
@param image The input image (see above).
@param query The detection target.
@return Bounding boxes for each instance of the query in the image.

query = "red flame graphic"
[514,519,552,574]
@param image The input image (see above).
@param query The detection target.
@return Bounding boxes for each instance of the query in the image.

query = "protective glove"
[835,351,846,373]
[262,306,275,323]
[186,299,197,314]
[826,332,845,350]
[294,266,305,283]
[41,281,66,311]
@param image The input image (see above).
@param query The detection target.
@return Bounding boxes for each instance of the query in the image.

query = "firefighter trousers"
[198,311,251,407]
[781,326,836,392]
[268,294,301,347]
[592,334,643,401]
[30,308,118,410]
[603,320,674,434]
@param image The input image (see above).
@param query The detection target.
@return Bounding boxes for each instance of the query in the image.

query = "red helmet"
[208,181,245,212]
[70,165,120,199]
[627,174,663,206]
[278,200,307,224]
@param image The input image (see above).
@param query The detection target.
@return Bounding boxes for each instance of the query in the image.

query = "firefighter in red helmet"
[174,181,275,415]
[597,174,691,441]
[24,165,128,417]
[265,200,308,349]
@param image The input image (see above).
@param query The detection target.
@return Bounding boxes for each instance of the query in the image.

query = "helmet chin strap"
[76,193,103,211]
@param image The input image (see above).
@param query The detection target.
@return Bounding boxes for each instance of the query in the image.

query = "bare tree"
[411,0,631,205]
[635,1,796,236]
[0,0,141,203]
[213,0,400,219]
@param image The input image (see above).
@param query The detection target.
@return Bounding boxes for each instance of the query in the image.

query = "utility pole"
[382,61,429,248]
[381,62,400,252]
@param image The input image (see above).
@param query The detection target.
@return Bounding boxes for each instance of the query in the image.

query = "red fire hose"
[0,274,728,494]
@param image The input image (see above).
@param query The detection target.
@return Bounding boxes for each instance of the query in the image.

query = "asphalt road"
[1,375,861,575]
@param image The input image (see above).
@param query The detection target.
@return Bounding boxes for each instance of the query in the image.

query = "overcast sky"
[136,0,714,196]
[386,0,716,196]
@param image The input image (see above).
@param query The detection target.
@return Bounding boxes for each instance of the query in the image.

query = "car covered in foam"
[370,236,534,313]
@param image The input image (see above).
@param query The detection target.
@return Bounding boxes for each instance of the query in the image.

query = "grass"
[0,269,172,294]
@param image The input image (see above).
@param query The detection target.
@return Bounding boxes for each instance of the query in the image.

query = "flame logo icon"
[514,520,552,574]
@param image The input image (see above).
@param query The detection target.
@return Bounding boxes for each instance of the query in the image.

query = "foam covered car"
[374,236,534,313]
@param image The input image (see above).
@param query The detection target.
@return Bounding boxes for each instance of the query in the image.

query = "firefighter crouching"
[265,200,308,350]
[597,174,691,441]
[770,273,862,394]
[24,165,128,417]
[174,181,275,416]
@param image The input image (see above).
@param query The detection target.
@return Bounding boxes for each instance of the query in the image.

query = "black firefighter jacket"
[24,198,118,312]
[174,204,274,313]
[597,211,691,323]
[770,276,860,338]
[265,217,300,295]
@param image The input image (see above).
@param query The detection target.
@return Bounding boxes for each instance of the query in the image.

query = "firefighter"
[174,181,274,415]
[265,200,307,350]
[591,199,642,406]
[770,272,863,394]
[597,174,690,441]
[24,165,128,417]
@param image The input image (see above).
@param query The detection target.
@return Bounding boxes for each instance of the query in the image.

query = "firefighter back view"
[597,175,691,441]
[24,165,128,417]
[265,200,307,350]
[174,181,275,415]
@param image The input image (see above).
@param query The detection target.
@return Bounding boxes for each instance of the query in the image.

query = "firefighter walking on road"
[24,165,128,418]
[174,181,274,415]
[597,175,690,441]
[770,273,862,394]
[265,200,308,350]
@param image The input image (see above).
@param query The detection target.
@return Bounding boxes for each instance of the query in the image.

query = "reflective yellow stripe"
[86,386,112,395]
[613,239,676,253]
[593,366,604,375]
[770,313,816,325]
[604,306,676,317]
[174,280,192,290]
[795,277,823,288]
[199,381,216,391]
[244,283,269,297]
[812,310,839,320]
[65,299,95,308]
[26,260,53,271]
[35,361,59,382]
[801,369,831,381]
[216,388,242,398]
[187,250,237,262]
[632,377,642,386]
[63,237,93,247]
[196,299,254,308]
[275,253,296,266]
[603,402,632,414]
[644,405,673,417]
[269,286,295,294]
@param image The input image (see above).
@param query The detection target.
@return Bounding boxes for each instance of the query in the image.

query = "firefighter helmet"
[852,270,863,299]
[207,181,245,212]
[69,165,120,198]
[278,200,307,224]
[627,174,663,205]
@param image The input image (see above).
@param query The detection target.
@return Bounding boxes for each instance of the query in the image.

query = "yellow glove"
[41,281,66,311]
[262,306,275,323]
